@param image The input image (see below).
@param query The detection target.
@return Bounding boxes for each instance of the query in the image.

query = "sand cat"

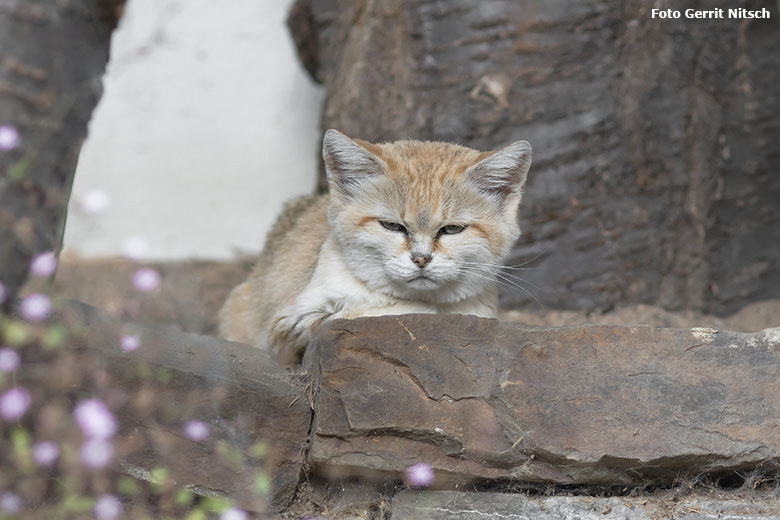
[219,129,532,364]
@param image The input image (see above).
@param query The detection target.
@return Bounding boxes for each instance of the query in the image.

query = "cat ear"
[466,140,532,201]
[322,129,386,198]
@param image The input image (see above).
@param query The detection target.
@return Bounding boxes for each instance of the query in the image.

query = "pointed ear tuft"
[466,140,532,200]
[323,129,385,198]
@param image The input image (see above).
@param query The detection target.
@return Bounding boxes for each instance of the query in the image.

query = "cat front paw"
[269,305,334,364]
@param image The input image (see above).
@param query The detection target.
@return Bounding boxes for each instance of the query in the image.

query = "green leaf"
[200,496,231,513]
[175,489,194,507]
[62,495,95,514]
[8,155,34,182]
[184,509,207,520]
[3,321,29,346]
[11,427,32,472]
[250,442,268,458]
[254,472,271,496]
[156,367,172,384]
[42,324,67,349]
[118,476,142,496]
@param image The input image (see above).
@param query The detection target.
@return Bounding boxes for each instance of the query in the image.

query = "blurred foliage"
[0,306,273,519]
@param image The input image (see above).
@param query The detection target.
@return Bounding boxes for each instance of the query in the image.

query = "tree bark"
[288,0,780,315]
[0,0,120,309]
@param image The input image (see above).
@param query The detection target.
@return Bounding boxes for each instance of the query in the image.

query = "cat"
[218,129,532,365]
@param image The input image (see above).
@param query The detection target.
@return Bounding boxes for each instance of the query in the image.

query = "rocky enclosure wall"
[44,302,780,519]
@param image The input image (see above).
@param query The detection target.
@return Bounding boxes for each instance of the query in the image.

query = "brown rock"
[52,301,311,512]
[305,314,780,486]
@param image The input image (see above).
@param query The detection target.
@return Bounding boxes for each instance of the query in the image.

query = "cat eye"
[439,224,466,235]
[379,220,408,234]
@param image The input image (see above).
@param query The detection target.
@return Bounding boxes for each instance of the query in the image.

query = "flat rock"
[305,314,780,486]
[392,491,780,520]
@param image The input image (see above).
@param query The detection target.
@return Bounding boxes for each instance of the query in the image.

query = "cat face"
[323,130,531,304]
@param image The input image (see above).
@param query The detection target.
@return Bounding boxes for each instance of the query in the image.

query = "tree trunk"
[288,0,780,315]
[0,0,121,309]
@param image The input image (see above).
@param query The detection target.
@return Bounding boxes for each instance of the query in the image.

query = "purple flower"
[33,441,60,466]
[0,348,20,372]
[0,281,6,304]
[133,268,160,292]
[29,251,58,277]
[0,388,31,422]
[80,439,114,469]
[120,335,140,352]
[74,399,117,439]
[405,462,434,488]
[19,293,52,322]
[220,507,248,520]
[94,494,122,520]
[184,420,210,442]
[123,236,149,260]
[0,125,21,151]
[0,492,22,515]
[77,189,110,215]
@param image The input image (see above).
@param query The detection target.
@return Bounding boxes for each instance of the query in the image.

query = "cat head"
[323,129,531,304]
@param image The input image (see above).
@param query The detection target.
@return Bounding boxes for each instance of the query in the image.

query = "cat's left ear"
[466,140,532,202]
[322,129,386,199]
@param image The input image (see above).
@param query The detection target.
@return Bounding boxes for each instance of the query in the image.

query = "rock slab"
[54,302,311,512]
[306,315,780,485]
[393,491,780,520]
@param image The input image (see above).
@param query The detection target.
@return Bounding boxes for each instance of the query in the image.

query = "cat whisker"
[459,261,537,272]
[455,267,545,311]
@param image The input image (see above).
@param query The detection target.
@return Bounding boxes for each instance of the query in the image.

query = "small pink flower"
[77,189,110,215]
[0,492,22,515]
[133,268,160,292]
[74,399,117,439]
[220,507,248,520]
[120,335,140,352]
[19,293,52,322]
[33,441,59,466]
[29,251,58,277]
[123,236,149,260]
[0,125,21,151]
[94,494,122,520]
[0,348,20,372]
[184,420,210,442]
[80,439,114,468]
[405,462,434,488]
[0,388,31,422]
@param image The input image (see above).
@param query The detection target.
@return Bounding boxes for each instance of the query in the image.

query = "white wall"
[63,0,324,260]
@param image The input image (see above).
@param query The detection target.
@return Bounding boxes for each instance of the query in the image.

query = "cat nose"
[411,253,432,268]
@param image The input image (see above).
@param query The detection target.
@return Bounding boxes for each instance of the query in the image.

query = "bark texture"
[305,315,780,486]
[288,0,780,315]
[0,0,118,309]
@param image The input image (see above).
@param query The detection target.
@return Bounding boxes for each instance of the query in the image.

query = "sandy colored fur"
[218,194,330,346]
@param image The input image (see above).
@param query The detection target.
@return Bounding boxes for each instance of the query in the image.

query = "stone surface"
[43,256,252,335]
[306,314,780,486]
[52,301,311,512]
[392,491,780,520]
[289,0,780,315]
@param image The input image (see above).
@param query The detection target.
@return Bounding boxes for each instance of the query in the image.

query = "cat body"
[219,130,531,364]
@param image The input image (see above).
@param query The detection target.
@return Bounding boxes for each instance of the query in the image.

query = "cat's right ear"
[323,129,386,198]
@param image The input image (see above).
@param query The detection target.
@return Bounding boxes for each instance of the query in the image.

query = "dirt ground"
[36,255,779,337]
